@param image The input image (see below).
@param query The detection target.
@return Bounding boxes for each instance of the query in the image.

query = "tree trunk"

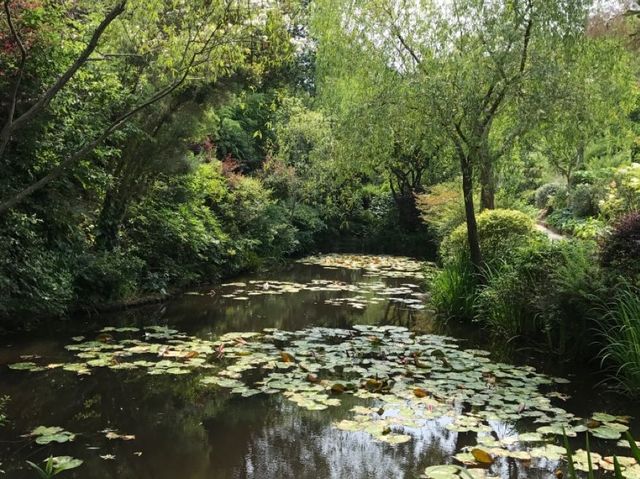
[96,186,129,251]
[460,155,484,279]
[390,173,422,231]
[479,152,495,210]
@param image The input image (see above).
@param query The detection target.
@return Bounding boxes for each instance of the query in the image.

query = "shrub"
[599,163,640,220]
[474,239,604,355]
[219,173,301,266]
[474,238,555,340]
[546,209,606,239]
[475,264,530,339]
[74,250,144,305]
[496,189,538,215]
[440,209,537,268]
[535,183,564,209]
[599,283,640,394]
[290,203,326,254]
[568,183,599,218]
[541,240,604,354]
[600,212,640,281]
[0,213,74,318]
[127,165,229,288]
[570,170,597,186]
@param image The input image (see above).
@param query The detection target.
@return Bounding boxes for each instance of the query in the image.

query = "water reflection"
[0,260,636,478]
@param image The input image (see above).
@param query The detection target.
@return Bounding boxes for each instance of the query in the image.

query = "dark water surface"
[0,259,637,478]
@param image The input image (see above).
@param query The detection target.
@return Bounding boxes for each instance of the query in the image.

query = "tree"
[0,0,292,216]
[314,0,590,276]
[533,38,636,187]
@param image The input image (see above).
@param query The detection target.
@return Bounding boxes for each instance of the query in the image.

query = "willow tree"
[314,0,589,276]
[312,9,453,232]
[534,38,637,187]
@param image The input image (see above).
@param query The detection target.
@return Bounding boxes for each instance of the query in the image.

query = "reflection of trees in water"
[2,261,563,478]
[231,400,458,479]
[0,367,234,479]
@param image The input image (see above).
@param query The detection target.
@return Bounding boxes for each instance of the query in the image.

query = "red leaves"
[0,0,43,58]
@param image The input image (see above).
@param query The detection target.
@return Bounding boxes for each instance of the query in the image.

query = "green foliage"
[600,163,640,220]
[440,209,536,268]
[546,209,606,239]
[599,283,640,394]
[74,250,144,305]
[27,456,83,478]
[535,183,564,209]
[538,240,605,353]
[568,183,600,218]
[452,235,604,355]
[430,256,477,321]
[127,164,229,290]
[431,234,606,357]
[0,213,74,317]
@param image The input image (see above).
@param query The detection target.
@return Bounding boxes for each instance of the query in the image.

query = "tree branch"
[0,0,127,158]
[0,69,188,216]
[0,0,236,215]
[1,0,28,156]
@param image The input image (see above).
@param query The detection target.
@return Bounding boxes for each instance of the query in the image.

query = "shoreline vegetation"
[0,0,639,413]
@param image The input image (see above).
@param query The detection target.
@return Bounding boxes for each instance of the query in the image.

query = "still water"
[0,256,637,478]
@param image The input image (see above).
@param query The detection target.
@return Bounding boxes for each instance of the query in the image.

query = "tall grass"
[430,255,477,321]
[599,283,640,394]
[474,263,529,340]
[564,431,640,479]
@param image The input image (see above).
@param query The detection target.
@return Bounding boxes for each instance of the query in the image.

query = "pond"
[0,254,638,479]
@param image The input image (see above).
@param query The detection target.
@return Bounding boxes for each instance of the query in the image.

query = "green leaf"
[564,428,578,479]
[626,432,640,463]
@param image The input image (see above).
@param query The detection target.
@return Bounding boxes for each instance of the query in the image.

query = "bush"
[546,209,606,240]
[440,209,537,268]
[474,238,554,340]
[568,183,599,218]
[600,212,640,281]
[218,173,301,267]
[535,183,564,209]
[474,239,604,355]
[570,170,597,186]
[74,250,144,305]
[0,213,74,318]
[290,203,326,254]
[599,283,640,394]
[599,163,640,220]
[540,240,604,354]
[127,164,229,289]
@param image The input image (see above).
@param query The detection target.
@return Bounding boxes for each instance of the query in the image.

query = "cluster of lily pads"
[202,325,639,477]
[8,326,216,375]
[210,278,427,311]
[20,425,137,475]
[6,322,639,477]
[297,254,431,279]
